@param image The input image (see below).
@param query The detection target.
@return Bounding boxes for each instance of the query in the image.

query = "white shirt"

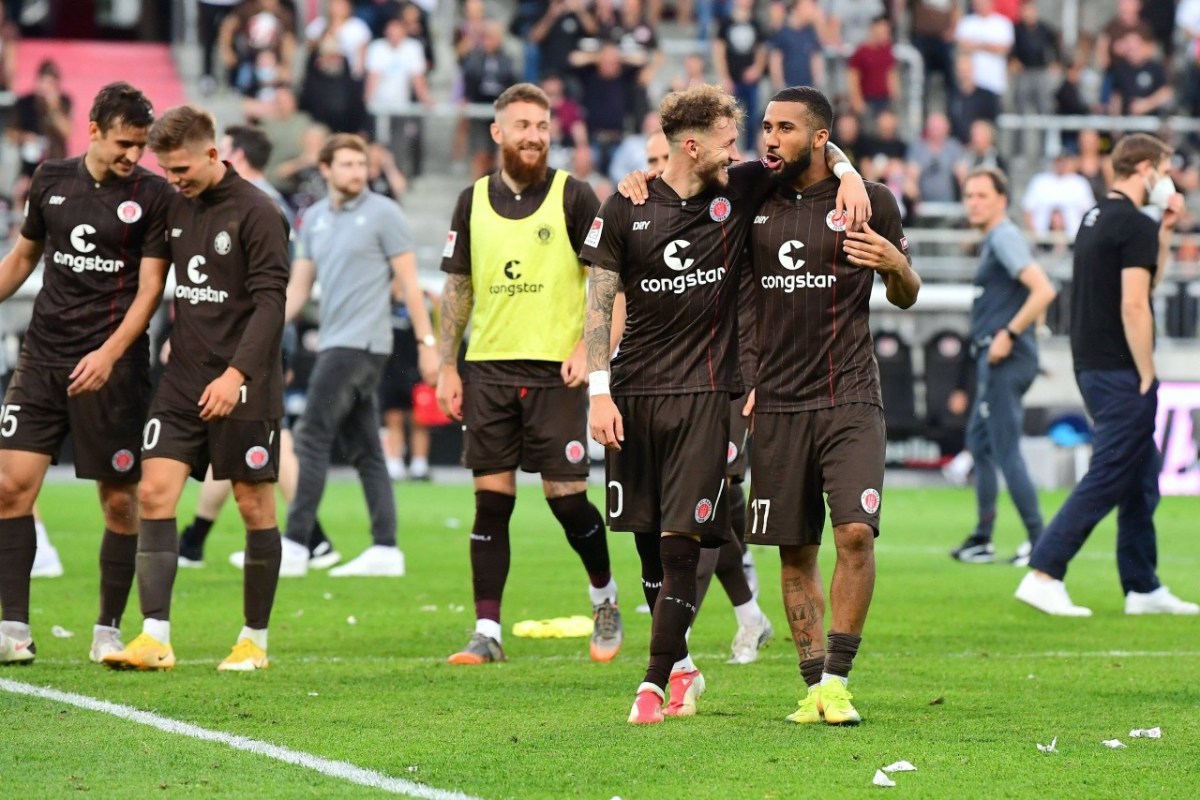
[1177,0,1200,57]
[956,13,1014,95]
[365,37,428,114]
[306,16,373,76]
[1022,171,1097,239]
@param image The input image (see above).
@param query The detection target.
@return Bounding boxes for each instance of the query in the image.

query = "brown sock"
[0,516,36,623]
[136,519,179,621]
[243,528,282,629]
[713,537,752,607]
[98,529,138,627]
[825,631,863,678]
[471,491,514,623]
[634,532,663,610]
[800,657,825,688]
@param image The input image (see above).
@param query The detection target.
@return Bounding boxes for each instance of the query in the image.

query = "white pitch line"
[0,677,483,800]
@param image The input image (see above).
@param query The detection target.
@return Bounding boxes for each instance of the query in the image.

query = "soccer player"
[436,83,622,665]
[1017,133,1199,617]
[101,105,289,671]
[281,132,437,578]
[745,87,918,725]
[950,169,1056,566]
[584,84,869,724]
[0,82,173,665]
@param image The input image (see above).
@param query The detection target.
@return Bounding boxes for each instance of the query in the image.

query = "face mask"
[1146,170,1176,210]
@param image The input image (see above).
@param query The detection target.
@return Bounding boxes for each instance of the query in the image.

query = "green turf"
[2,480,1198,799]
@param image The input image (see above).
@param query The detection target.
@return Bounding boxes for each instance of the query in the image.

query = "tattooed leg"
[780,544,825,662]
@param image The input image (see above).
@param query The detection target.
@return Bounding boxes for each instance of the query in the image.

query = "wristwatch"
[420,334,436,347]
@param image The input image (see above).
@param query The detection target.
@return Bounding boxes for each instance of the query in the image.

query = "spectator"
[955,119,1007,186]
[380,294,435,482]
[529,0,597,82]
[367,140,408,199]
[949,54,1001,143]
[461,21,518,178]
[1022,153,1096,240]
[543,74,591,175]
[859,109,907,170]
[713,0,767,150]
[11,60,72,200]
[277,123,332,214]
[909,0,961,112]
[366,12,433,174]
[847,15,899,119]
[1140,0,1178,67]
[672,53,709,91]
[307,0,373,78]
[198,0,239,94]
[569,41,643,175]
[299,9,369,135]
[769,0,825,92]
[221,123,295,225]
[607,111,660,185]
[1096,0,1153,72]
[1054,50,1099,152]
[1109,29,1173,116]
[1010,0,1061,155]
[955,0,1015,109]
[608,0,664,115]
[400,2,435,73]
[1179,0,1200,115]
[219,0,297,96]
[251,86,316,182]
[833,112,864,167]
[1076,128,1113,199]
[908,112,965,205]
[820,0,884,51]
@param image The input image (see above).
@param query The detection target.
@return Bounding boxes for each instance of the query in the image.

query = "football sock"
[634,532,663,610]
[238,625,267,650]
[0,516,36,624]
[143,617,170,644]
[728,483,747,545]
[243,528,282,629]
[588,577,617,606]
[800,657,825,688]
[714,537,753,607]
[733,597,764,628]
[136,519,179,623]
[824,630,862,680]
[0,620,30,640]
[549,492,611,588]
[97,529,138,628]
[471,491,515,623]
[694,545,719,611]
[475,618,503,644]
[185,515,215,548]
[672,652,697,673]
[644,536,700,689]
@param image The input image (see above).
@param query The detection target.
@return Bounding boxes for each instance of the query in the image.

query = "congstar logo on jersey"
[488,259,545,296]
[175,255,230,305]
[759,240,837,293]
[640,239,726,295]
[53,224,126,273]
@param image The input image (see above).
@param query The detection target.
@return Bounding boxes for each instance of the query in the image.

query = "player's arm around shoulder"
[842,183,920,309]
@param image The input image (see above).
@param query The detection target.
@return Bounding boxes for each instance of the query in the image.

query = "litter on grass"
[308,692,319,697]
[1130,728,1162,739]
[50,626,74,638]
[872,770,896,787]
[1037,737,1058,753]
[882,761,917,773]
[445,518,461,528]
[420,605,438,612]
[1102,740,1126,749]
[346,615,357,625]
[323,593,333,600]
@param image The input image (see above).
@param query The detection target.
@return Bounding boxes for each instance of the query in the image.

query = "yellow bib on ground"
[466,170,584,362]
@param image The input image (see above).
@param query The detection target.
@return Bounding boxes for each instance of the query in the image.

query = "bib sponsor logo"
[245,446,270,469]
[442,230,457,258]
[55,224,126,273]
[564,440,586,464]
[214,231,232,255]
[860,488,881,515]
[584,217,604,248]
[117,200,143,223]
[111,449,135,473]
[709,196,731,222]
[641,267,726,294]
[694,498,714,524]
[727,441,738,464]
[663,239,694,271]
[826,210,847,232]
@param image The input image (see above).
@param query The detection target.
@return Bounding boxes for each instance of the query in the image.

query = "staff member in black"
[1016,133,1199,617]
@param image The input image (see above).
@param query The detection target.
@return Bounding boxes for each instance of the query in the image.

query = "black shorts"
[141,400,280,483]
[727,393,752,482]
[379,327,420,412]
[462,382,589,480]
[605,393,730,545]
[747,403,886,547]
[0,357,149,482]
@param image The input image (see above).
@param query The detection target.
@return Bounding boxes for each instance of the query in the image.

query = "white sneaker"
[229,537,310,577]
[328,545,405,577]
[308,539,341,570]
[1015,572,1092,617]
[635,603,651,614]
[728,614,774,665]
[942,450,974,486]
[0,629,35,664]
[89,625,124,663]
[31,544,64,579]
[1008,540,1033,568]
[386,457,407,481]
[1125,586,1200,615]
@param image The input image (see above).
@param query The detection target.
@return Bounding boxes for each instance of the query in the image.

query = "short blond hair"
[148,105,216,153]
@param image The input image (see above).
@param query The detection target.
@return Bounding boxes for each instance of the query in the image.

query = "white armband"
[588,371,611,396]
[833,161,857,180]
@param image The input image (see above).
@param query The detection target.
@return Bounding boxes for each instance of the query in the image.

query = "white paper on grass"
[1102,739,1126,749]
[1037,737,1058,753]
[882,761,917,773]
[50,625,74,638]
[872,770,896,787]
[1130,727,1162,739]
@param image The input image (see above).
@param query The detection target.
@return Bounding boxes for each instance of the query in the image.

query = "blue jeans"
[1029,369,1161,594]
[286,348,396,548]
[966,348,1043,543]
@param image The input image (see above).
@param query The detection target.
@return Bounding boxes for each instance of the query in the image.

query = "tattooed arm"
[825,141,872,230]
[585,266,624,450]
[436,273,474,420]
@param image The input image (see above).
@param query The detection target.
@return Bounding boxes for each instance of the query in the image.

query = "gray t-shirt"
[970,219,1035,351]
[909,137,963,204]
[296,190,413,353]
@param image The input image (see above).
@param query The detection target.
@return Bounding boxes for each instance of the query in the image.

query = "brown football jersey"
[750,177,909,412]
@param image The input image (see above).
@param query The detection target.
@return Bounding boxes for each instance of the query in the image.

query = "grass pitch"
[2,479,1198,799]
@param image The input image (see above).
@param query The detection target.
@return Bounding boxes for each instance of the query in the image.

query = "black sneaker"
[178,524,204,568]
[950,534,995,563]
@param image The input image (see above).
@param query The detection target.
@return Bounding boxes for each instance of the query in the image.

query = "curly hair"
[659,84,744,144]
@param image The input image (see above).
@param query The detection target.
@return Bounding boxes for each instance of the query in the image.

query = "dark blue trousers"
[1029,369,1161,595]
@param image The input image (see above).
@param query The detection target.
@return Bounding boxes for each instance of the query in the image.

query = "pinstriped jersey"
[19,157,171,363]
[580,160,774,397]
[751,177,908,412]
